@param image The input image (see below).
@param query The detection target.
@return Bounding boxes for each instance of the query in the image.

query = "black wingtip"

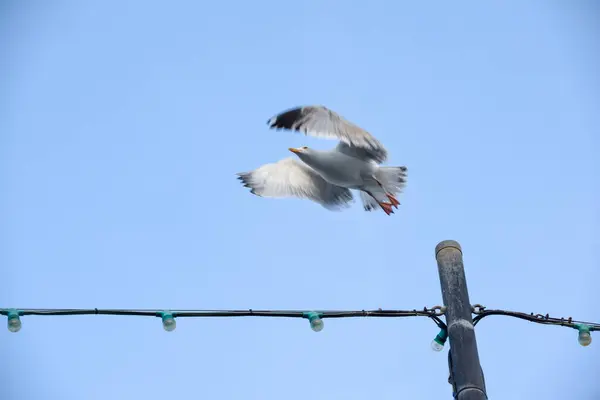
[236,173,248,185]
[266,107,304,131]
[236,172,261,197]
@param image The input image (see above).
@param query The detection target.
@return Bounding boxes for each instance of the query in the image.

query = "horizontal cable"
[2,306,596,331]
[2,305,596,348]
[0,307,445,319]
[471,304,599,331]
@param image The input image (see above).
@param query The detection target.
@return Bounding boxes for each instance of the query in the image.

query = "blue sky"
[1,1,598,399]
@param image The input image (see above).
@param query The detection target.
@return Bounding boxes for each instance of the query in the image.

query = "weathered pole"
[435,240,487,399]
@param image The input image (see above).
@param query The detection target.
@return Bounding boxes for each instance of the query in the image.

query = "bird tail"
[375,166,408,195]
[359,191,381,211]
[359,166,407,215]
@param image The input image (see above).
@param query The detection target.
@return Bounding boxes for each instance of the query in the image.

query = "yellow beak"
[289,147,301,154]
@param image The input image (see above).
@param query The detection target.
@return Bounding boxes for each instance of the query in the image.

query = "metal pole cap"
[435,240,462,258]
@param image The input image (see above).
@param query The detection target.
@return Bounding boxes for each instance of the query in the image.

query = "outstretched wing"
[237,157,353,210]
[267,105,388,163]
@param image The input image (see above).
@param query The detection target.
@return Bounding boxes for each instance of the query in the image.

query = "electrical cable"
[2,304,596,347]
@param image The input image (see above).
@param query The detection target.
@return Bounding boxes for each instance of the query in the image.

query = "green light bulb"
[7,309,21,333]
[431,329,447,352]
[303,312,324,332]
[576,325,592,347]
[159,311,176,332]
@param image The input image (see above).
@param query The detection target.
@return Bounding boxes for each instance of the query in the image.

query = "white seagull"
[237,105,408,215]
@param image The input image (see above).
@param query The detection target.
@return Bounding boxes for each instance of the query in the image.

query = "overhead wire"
[1,304,597,347]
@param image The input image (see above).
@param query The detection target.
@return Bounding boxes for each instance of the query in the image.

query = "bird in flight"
[237,105,407,215]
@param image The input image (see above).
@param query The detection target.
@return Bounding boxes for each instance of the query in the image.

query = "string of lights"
[0,306,446,334]
[471,304,599,346]
[1,304,597,348]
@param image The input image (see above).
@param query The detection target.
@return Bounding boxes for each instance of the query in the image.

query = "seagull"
[237,105,408,215]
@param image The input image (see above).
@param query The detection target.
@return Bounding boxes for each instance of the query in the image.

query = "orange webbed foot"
[387,194,400,208]
[379,202,394,215]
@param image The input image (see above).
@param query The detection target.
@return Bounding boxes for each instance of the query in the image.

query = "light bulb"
[7,310,21,333]
[160,312,176,332]
[577,325,592,346]
[303,312,324,332]
[431,329,447,352]
[310,318,324,332]
[578,331,592,346]
[431,339,444,352]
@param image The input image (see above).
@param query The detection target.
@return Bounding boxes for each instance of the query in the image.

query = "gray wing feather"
[237,158,353,210]
[334,141,382,164]
[267,105,388,164]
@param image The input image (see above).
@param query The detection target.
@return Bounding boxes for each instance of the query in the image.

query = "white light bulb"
[7,316,21,333]
[304,312,324,332]
[430,329,447,352]
[431,339,444,352]
[578,330,592,346]
[310,318,324,332]
[163,317,176,332]
[6,310,21,333]
[160,312,176,332]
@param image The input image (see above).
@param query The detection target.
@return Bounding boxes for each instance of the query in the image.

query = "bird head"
[288,146,309,155]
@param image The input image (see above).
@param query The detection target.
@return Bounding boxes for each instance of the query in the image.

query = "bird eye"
[302,146,308,150]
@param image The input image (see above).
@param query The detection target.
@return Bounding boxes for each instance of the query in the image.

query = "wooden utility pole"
[436,240,487,399]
